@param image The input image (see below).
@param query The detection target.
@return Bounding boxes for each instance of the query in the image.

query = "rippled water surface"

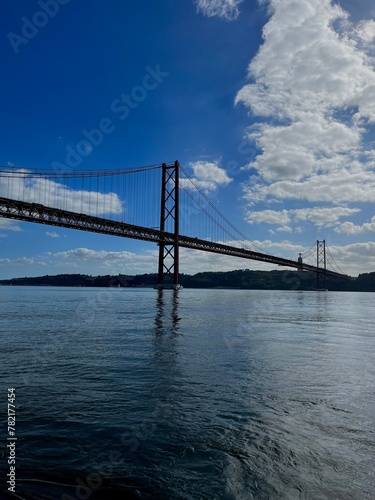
[0,287,374,499]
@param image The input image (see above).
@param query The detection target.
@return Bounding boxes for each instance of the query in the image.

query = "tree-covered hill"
[1,269,374,291]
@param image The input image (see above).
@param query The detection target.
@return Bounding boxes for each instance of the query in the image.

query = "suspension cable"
[326,246,345,275]
[301,243,316,259]
[179,165,271,255]
[0,163,170,178]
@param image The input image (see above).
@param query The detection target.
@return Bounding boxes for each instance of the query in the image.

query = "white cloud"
[46,231,61,238]
[59,240,374,276]
[247,209,290,225]
[246,239,375,275]
[244,170,375,204]
[16,239,307,277]
[0,219,22,232]
[237,0,375,123]
[52,248,136,263]
[327,241,375,275]
[251,238,305,253]
[240,117,361,182]
[275,225,292,233]
[0,170,122,216]
[336,215,375,234]
[235,0,375,206]
[0,257,34,265]
[292,206,361,227]
[44,246,278,274]
[2,237,372,277]
[356,20,375,44]
[181,161,233,192]
[195,0,244,20]
[46,247,155,274]
[180,247,280,271]
[246,206,361,228]
[215,237,306,254]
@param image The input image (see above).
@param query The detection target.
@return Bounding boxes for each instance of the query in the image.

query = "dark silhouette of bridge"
[0,162,349,289]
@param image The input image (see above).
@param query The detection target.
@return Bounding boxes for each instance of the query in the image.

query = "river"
[0,287,374,499]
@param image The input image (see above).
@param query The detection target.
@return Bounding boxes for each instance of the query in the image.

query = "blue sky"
[1,0,375,279]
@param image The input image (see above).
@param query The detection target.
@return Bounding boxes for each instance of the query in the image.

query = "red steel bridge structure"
[0,161,349,289]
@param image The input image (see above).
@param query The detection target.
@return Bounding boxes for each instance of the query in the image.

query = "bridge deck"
[0,197,348,279]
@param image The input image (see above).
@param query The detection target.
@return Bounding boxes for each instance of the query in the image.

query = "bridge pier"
[154,282,182,290]
[156,161,181,290]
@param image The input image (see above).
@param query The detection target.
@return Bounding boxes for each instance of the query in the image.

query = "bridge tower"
[156,161,180,290]
[316,240,327,290]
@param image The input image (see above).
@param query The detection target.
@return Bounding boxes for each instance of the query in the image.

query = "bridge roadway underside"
[0,197,347,279]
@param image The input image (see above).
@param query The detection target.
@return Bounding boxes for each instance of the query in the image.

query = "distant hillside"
[1,269,374,291]
[349,272,375,292]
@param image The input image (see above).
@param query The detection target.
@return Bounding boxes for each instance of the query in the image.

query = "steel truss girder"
[0,196,163,244]
[0,197,348,281]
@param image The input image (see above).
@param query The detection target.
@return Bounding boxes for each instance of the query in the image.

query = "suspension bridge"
[0,162,349,289]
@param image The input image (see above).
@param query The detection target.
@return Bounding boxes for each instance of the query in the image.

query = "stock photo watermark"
[52,65,169,173]
[5,388,17,494]
[7,0,72,54]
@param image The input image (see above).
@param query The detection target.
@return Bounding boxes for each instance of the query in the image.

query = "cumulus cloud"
[0,257,34,265]
[48,246,278,275]
[252,238,305,253]
[327,241,375,275]
[2,245,292,275]
[215,237,305,254]
[235,0,375,204]
[275,225,293,233]
[246,206,361,229]
[180,246,281,271]
[52,248,136,263]
[336,215,375,235]
[0,219,22,232]
[181,161,233,192]
[293,206,361,227]
[195,0,244,20]
[143,239,306,272]
[246,209,290,225]
[3,237,372,276]
[356,19,375,44]
[243,170,375,205]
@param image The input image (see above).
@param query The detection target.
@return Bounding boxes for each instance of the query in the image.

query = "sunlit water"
[0,287,374,499]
